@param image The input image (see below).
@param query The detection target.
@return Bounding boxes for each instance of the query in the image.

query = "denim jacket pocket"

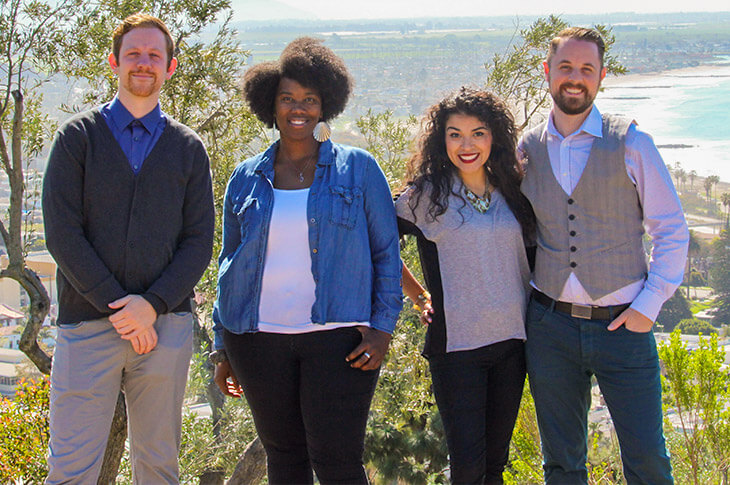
[236,197,258,241]
[329,185,363,229]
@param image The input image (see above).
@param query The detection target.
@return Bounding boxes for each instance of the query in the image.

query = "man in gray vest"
[520,27,688,484]
[43,13,214,483]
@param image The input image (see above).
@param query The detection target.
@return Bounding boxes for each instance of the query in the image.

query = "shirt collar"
[545,104,603,140]
[108,96,164,133]
[255,139,335,175]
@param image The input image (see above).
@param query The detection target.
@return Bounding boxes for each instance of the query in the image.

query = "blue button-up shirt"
[212,140,403,349]
[100,97,167,174]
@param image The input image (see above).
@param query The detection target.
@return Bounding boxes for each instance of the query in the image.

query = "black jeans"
[224,327,379,485]
[429,339,526,485]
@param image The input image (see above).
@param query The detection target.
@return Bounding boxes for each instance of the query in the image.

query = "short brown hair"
[112,12,175,68]
[547,27,605,68]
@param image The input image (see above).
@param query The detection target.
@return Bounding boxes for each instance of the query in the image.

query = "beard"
[125,71,160,98]
[550,82,598,116]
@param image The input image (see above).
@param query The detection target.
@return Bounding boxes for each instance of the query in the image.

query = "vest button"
[570,262,577,268]
[570,231,576,236]
[567,198,574,204]
[568,214,576,221]
[570,246,577,252]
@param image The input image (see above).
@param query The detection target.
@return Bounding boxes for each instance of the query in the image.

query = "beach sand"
[603,62,730,87]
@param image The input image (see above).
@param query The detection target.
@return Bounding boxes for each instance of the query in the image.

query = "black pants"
[224,327,379,485]
[429,339,526,485]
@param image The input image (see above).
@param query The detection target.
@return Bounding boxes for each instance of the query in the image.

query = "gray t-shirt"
[397,181,529,353]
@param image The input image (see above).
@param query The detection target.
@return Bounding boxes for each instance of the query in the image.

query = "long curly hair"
[405,87,535,239]
[242,37,353,128]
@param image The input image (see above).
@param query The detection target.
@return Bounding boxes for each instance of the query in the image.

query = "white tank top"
[257,188,368,334]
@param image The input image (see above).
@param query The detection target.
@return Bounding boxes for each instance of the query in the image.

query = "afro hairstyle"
[242,37,353,128]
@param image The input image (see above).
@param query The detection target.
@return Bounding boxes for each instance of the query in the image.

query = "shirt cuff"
[141,293,167,316]
[370,308,400,335]
[80,275,127,314]
[213,327,225,350]
[629,288,666,322]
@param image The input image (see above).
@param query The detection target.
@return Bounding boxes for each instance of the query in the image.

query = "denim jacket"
[212,140,402,349]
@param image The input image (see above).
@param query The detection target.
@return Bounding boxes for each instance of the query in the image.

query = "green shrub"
[676,318,718,335]
[0,377,50,482]
[657,290,693,332]
[659,330,730,484]
[689,270,707,286]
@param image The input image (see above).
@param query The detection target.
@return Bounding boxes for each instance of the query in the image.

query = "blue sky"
[232,0,729,21]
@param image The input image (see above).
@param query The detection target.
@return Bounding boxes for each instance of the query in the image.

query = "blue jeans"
[429,339,526,484]
[525,297,673,485]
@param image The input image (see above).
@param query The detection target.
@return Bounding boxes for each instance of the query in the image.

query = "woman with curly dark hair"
[398,87,535,484]
[210,37,402,484]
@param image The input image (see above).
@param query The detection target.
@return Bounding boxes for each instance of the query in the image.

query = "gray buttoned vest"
[521,114,648,301]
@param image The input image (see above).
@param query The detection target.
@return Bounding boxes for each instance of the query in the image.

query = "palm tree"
[689,170,697,190]
[708,175,721,201]
[686,230,701,299]
[703,177,713,202]
[674,167,686,191]
[721,192,730,229]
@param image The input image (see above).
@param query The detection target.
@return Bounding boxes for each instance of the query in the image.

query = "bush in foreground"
[0,377,50,482]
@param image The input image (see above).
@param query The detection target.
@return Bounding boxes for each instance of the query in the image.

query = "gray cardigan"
[43,107,215,325]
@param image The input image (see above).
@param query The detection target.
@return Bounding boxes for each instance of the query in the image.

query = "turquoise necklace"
[464,185,491,214]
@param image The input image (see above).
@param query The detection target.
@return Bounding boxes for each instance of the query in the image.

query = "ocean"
[600,59,730,181]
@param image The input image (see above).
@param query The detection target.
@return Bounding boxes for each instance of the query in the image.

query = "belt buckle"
[570,303,593,320]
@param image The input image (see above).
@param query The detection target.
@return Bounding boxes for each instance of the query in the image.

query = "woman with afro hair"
[211,37,402,484]
[398,87,535,484]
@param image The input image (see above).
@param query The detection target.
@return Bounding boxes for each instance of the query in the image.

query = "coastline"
[598,59,730,186]
[600,61,730,239]
[603,62,730,88]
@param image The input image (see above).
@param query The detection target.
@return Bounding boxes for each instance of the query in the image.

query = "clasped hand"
[108,295,158,354]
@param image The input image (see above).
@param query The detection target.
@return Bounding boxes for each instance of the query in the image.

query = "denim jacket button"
[312,248,318,254]
[310,218,316,224]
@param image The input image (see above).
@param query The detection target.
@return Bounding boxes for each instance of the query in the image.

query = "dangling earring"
[313,120,331,142]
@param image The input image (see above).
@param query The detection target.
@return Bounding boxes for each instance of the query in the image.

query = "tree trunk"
[97,393,128,484]
[226,437,266,485]
[7,89,52,374]
[16,268,52,374]
[192,308,225,436]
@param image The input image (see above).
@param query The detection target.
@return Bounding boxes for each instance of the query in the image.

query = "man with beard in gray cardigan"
[42,13,214,483]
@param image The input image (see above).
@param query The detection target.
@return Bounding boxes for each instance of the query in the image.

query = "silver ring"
[363,352,371,359]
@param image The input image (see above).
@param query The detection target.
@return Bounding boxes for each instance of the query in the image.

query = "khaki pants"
[46,313,193,484]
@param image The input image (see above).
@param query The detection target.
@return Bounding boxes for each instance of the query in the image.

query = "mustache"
[560,82,587,92]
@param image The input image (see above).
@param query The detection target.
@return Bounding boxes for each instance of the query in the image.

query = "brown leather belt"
[532,290,630,320]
